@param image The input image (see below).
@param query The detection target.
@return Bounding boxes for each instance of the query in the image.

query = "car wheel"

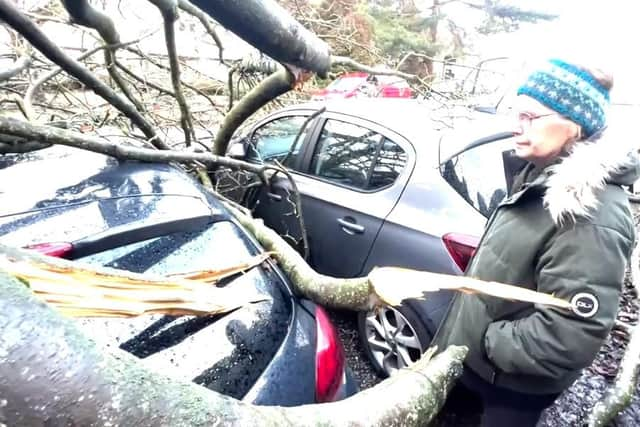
[358,304,432,378]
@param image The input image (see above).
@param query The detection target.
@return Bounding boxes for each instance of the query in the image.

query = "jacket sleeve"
[483,223,633,379]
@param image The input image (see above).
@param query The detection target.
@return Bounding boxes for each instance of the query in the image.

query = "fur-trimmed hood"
[543,128,640,224]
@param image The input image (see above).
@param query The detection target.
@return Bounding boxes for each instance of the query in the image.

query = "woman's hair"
[577,65,614,92]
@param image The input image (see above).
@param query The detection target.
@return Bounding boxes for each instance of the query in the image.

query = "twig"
[0,0,167,149]
[332,55,419,82]
[23,35,155,122]
[177,0,224,64]
[114,60,175,97]
[148,0,195,147]
[61,0,144,112]
[0,51,32,82]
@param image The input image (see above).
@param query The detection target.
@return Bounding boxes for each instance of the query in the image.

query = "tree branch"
[0,0,167,149]
[0,51,32,82]
[148,0,196,147]
[190,0,331,77]
[23,35,154,122]
[177,0,224,64]
[0,269,466,425]
[587,243,640,426]
[61,0,145,112]
[332,55,419,82]
[213,67,295,156]
[0,116,264,175]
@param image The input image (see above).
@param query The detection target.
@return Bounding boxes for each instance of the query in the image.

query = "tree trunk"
[0,270,467,426]
[189,0,331,77]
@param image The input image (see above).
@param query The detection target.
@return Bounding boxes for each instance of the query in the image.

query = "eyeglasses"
[516,112,557,126]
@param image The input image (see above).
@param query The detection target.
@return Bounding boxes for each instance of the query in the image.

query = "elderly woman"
[432,59,638,426]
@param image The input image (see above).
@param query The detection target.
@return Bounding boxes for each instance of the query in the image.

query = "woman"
[431,59,638,426]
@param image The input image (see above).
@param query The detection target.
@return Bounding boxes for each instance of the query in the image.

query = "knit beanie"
[517,59,610,137]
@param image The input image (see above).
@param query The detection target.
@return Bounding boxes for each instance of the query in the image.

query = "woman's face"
[512,96,581,165]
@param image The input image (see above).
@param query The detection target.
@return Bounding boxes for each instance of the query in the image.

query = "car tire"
[358,303,432,378]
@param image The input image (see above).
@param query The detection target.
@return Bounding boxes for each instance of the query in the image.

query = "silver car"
[227,98,517,376]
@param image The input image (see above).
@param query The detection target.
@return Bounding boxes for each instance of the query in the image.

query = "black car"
[0,145,357,405]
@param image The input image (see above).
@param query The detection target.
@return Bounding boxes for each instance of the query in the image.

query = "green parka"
[431,137,639,395]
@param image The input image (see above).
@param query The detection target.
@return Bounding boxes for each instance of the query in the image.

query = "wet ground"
[330,207,640,426]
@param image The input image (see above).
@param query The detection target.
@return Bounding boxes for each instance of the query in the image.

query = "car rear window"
[439,137,513,218]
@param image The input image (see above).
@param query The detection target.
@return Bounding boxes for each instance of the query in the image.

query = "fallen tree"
[0,0,638,425]
[0,269,467,426]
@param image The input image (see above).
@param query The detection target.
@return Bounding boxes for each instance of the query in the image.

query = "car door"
[246,112,320,250]
[292,114,413,278]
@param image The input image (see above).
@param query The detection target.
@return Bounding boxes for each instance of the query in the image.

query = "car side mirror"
[227,142,247,159]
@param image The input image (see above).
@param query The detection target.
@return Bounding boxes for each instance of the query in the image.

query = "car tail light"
[314,305,345,403]
[442,233,480,272]
[24,242,73,258]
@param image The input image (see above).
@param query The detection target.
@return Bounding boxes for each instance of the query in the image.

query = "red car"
[310,72,414,100]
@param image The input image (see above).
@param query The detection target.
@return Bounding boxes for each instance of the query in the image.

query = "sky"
[464,0,640,104]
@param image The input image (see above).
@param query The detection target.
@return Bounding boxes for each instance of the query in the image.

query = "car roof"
[277,98,510,165]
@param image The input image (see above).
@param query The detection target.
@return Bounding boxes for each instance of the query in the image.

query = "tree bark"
[189,0,331,77]
[223,201,379,311]
[0,269,466,426]
[213,67,295,156]
[0,0,167,149]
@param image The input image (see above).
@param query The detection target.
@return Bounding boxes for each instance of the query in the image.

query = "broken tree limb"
[222,200,376,311]
[190,0,331,77]
[0,243,270,317]
[149,0,196,146]
[587,243,640,426]
[0,51,32,82]
[0,0,167,149]
[0,269,467,426]
[61,0,144,112]
[178,0,224,63]
[213,66,295,156]
[0,116,264,174]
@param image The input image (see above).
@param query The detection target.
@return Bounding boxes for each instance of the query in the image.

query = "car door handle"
[266,192,282,202]
[337,218,365,234]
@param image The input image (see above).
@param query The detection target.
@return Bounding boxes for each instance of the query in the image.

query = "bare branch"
[213,67,295,156]
[177,0,224,63]
[23,35,155,122]
[148,0,196,147]
[0,0,167,149]
[0,52,32,82]
[332,55,419,82]
[0,116,265,175]
[61,0,144,112]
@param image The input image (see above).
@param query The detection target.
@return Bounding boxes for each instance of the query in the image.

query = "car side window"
[440,140,512,218]
[310,119,406,190]
[369,138,408,189]
[247,116,310,168]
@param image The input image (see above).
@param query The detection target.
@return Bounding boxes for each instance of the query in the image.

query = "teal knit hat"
[517,59,610,137]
